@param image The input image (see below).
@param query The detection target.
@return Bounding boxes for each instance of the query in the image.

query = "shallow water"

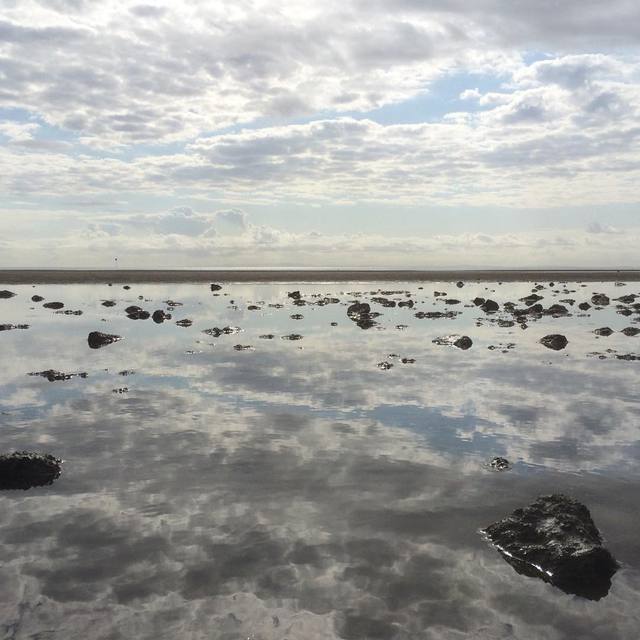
[1,280,639,639]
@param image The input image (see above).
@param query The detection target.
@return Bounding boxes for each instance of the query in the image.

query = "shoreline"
[1,269,640,284]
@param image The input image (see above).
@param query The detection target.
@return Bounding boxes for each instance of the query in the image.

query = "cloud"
[587,221,623,234]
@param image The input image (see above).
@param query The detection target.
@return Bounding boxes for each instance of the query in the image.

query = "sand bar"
[1,269,640,284]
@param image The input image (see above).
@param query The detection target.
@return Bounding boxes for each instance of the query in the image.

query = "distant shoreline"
[1,269,640,284]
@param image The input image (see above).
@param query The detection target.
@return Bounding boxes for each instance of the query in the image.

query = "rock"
[347,302,378,330]
[287,290,301,299]
[544,304,570,317]
[473,297,485,306]
[330,322,338,326]
[233,344,253,351]
[415,311,460,320]
[28,370,87,382]
[432,335,473,350]
[247,305,261,311]
[377,361,393,370]
[482,494,618,600]
[371,296,396,308]
[101,300,116,307]
[152,309,171,323]
[259,334,275,339]
[210,283,222,291]
[282,334,303,340]
[125,305,150,320]
[444,299,460,305]
[0,290,16,299]
[540,334,568,350]
[594,327,614,337]
[488,457,510,471]
[202,326,240,337]
[482,299,499,313]
[175,319,193,327]
[456,281,464,288]
[0,452,63,490]
[290,314,304,319]
[591,294,610,306]
[621,327,640,337]
[615,294,637,304]
[520,294,544,305]
[87,331,122,349]
[0,324,29,331]
[123,285,131,290]
[400,357,416,364]
[578,302,591,311]
[617,353,640,361]
[398,300,414,308]
[55,309,83,316]
[31,295,44,302]
[43,301,64,310]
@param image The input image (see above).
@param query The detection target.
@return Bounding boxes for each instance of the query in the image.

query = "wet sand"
[1,269,640,284]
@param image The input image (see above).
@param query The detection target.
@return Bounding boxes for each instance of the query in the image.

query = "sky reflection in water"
[0,280,639,639]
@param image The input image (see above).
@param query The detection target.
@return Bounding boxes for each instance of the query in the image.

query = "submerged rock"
[540,334,568,350]
[0,452,62,490]
[520,293,544,306]
[483,494,618,600]
[87,331,122,349]
[0,290,16,299]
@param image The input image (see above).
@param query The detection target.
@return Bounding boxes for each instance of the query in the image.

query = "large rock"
[0,290,16,299]
[0,452,62,490]
[43,301,64,310]
[540,334,568,350]
[483,494,618,600]
[591,294,610,306]
[125,305,150,320]
[347,302,379,330]
[87,331,122,349]
[432,335,473,350]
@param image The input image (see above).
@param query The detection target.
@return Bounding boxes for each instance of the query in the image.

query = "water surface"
[1,280,639,639]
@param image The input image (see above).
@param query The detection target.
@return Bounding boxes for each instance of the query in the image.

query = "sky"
[0,0,639,269]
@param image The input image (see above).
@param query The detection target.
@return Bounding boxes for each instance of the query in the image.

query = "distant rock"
[621,327,640,337]
[483,494,618,600]
[594,327,614,337]
[615,294,637,304]
[0,452,62,490]
[481,299,500,313]
[288,290,301,299]
[544,304,570,317]
[43,301,64,310]
[290,314,304,319]
[0,323,29,331]
[152,309,171,323]
[540,334,568,350]
[578,302,591,311]
[87,331,122,349]
[591,294,610,306]
[347,302,378,330]
[473,297,485,306]
[487,457,510,471]
[398,299,414,308]
[377,361,393,370]
[456,281,464,288]
[0,290,16,299]
[101,300,116,307]
[259,334,275,339]
[210,283,222,291]
[282,334,303,341]
[520,293,544,305]
[247,305,261,311]
[125,305,150,320]
[432,335,473,350]
[175,319,193,327]
[202,326,241,337]
[28,370,87,382]
[233,344,253,351]
[31,295,44,302]
[415,310,460,320]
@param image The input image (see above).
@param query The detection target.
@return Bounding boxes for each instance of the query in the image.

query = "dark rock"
[456,281,464,288]
[415,310,459,320]
[617,308,633,316]
[31,295,44,302]
[288,290,301,299]
[164,300,183,307]
[578,302,591,311]
[473,297,485,306]
[591,294,610,306]
[615,294,637,304]
[488,457,510,471]
[247,305,261,311]
[621,327,640,337]
[520,294,544,306]
[377,361,393,370]
[123,285,131,290]
[0,323,29,331]
[55,309,83,316]
[401,357,416,364]
[617,353,640,361]
[594,327,614,337]
[347,302,378,330]
[28,369,88,382]
[290,314,304,319]
[202,326,241,337]
[371,296,396,308]
[0,290,16,299]
[43,301,64,310]
[540,334,568,350]
[176,319,193,327]
[0,452,63,490]
[544,304,570,317]
[330,322,338,326]
[125,305,150,320]
[210,283,222,291]
[101,300,116,307]
[398,300,414,308]
[152,309,171,323]
[259,334,275,339]
[444,299,460,305]
[233,344,253,351]
[482,299,500,313]
[282,334,303,340]
[434,291,447,297]
[87,331,122,349]
[432,335,472,350]
[483,494,618,600]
